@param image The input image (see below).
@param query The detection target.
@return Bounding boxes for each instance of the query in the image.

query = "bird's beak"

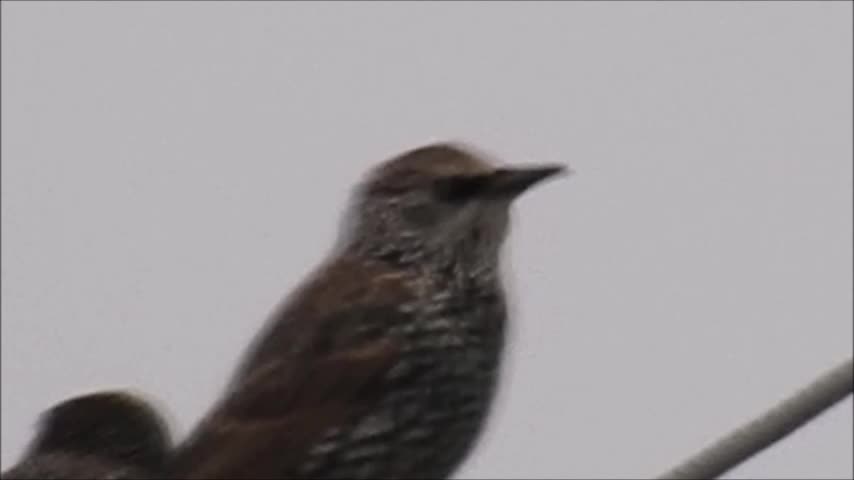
[486,165,569,198]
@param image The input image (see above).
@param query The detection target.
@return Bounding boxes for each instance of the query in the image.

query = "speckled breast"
[299,283,507,479]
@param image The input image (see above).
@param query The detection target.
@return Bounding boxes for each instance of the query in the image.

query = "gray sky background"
[2,2,852,479]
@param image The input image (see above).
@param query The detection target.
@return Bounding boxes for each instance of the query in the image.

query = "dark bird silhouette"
[169,142,567,479]
[1,390,173,480]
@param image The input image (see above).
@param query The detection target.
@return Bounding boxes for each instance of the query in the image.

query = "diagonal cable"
[658,357,853,480]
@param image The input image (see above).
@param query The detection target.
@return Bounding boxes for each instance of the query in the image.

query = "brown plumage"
[169,142,567,479]
[2,390,173,480]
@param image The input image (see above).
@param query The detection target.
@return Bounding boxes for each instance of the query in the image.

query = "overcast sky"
[2,2,852,478]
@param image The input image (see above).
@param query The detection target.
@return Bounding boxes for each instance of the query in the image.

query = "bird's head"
[339,142,567,268]
[26,390,172,471]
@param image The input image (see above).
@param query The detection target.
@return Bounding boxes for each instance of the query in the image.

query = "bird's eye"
[402,203,441,226]
[433,175,490,203]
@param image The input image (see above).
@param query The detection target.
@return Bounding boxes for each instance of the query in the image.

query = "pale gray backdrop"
[2,2,852,479]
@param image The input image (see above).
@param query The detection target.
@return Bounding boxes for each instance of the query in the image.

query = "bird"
[1,390,173,480]
[168,142,567,479]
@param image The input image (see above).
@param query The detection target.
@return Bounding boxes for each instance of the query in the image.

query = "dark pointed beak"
[487,164,569,197]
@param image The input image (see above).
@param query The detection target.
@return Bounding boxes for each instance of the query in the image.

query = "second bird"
[169,142,567,479]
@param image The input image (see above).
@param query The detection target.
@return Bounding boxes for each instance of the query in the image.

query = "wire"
[657,357,853,480]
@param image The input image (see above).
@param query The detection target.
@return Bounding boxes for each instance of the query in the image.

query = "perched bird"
[169,142,567,479]
[2,390,173,480]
